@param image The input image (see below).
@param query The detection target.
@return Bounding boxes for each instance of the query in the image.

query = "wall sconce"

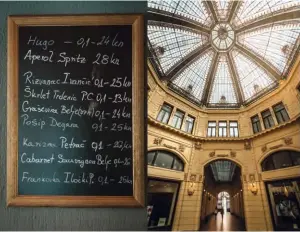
[248,174,258,195]
[249,181,258,195]
[187,174,196,196]
[187,181,195,196]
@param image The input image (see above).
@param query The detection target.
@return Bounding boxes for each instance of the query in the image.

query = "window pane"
[212,128,216,136]
[156,111,165,122]
[148,151,156,165]
[290,151,300,165]
[281,110,290,121]
[208,128,212,137]
[171,110,184,129]
[157,103,173,123]
[162,112,171,123]
[230,128,234,137]
[273,103,284,112]
[208,122,216,127]
[173,158,184,171]
[219,122,227,127]
[272,151,293,169]
[261,109,271,118]
[229,122,237,127]
[262,158,275,171]
[234,128,238,137]
[252,115,261,133]
[275,112,284,124]
[273,103,289,124]
[154,152,174,169]
[184,116,194,133]
[208,121,216,137]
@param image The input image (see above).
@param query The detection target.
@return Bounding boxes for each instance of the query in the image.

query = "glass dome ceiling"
[148,0,300,108]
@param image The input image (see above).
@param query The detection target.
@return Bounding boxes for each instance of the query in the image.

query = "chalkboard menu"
[7,15,145,207]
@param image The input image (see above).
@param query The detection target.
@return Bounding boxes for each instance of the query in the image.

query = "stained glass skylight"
[209,55,237,104]
[212,0,232,21]
[147,0,300,108]
[211,23,235,51]
[233,0,300,28]
[172,49,214,100]
[231,49,275,101]
[237,21,300,75]
[148,23,209,74]
[148,0,213,27]
[210,160,236,182]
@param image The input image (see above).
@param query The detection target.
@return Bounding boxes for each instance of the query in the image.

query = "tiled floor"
[200,212,246,231]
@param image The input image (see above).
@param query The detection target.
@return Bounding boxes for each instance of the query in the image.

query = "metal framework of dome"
[148,0,300,108]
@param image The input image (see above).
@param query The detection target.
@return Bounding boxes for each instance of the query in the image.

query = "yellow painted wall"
[147,56,300,231]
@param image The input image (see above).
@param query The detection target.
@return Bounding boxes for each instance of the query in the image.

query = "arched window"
[148,150,184,171]
[261,150,300,171]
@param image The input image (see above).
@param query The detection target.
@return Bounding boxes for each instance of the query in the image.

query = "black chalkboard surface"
[7,15,145,207]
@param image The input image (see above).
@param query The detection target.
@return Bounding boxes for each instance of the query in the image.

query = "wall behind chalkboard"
[0,1,147,230]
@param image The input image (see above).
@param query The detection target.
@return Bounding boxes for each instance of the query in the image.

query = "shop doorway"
[200,159,246,231]
[147,179,180,231]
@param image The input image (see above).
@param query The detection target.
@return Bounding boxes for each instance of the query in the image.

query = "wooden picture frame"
[7,15,145,207]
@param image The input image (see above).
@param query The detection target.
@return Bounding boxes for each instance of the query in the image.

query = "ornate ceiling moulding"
[283,137,293,145]
[153,137,163,145]
[195,141,202,150]
[217,154,229,158]
[190,174,197,182]
[269,144,283,150]
[179,144,185,152]
[163,143,177,151]
[244,140,252,150]
[209,151,216,157]
[230,151,236,158]
[261,145,267,153]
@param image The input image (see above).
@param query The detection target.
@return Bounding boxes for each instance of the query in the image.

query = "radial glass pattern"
[211,23,235,51]
[237,21,300,75]
[209,55,237,104]
[172,49,214,100]
[231,49,276,101]
[233,0,300,28]
[147,0,300,108]
[148,23,209,74]
[148,0,213,27]
[212,0,232,21]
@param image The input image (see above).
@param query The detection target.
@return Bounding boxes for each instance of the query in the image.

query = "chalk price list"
[19,31,133,192]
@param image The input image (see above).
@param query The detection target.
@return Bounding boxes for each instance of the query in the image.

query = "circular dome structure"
[147,0,300,108]
[211,23,235,51]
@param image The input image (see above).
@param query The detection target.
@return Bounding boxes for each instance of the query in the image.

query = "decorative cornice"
[284,137,293,145]
[244,140,252,150]
[230,151,237,158]
[209,151,216,157]
[148,114,300,142]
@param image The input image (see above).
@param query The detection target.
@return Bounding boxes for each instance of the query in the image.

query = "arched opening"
[261,150,300,171]
[147,150,184,231]
[200,159,246,231]
[262,150,300,231]
[218,192,230,213]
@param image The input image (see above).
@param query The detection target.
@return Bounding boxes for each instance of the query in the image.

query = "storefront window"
[266,178,300,231]
[147,150,185,171]
[261,150,300,171]
[147,180,180,230]
[154,152,174,169]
